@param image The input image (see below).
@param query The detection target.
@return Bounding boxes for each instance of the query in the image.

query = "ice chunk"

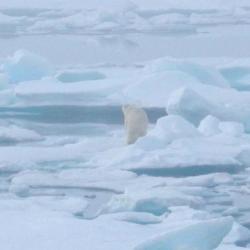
[101,194,135,214]
[9,183,30,197]
[151,115,200,142]
[0,89,16,105]
[223,223,250,246]
[136,115,200,150]
[135,217,233,250]
[198,115,221,136]
[32,196,89,215]
[115,212,162,225]
[0,73,9,90]
[134,198,169,216]
[145,58,229,88]
[199,116,245,137]
[220,65,250,91]
[121,61,250,133]
[167,87,217,125]
[219,122,245,137]
[123,71,201,107]
[3,50,54,83]
[0,125,43,143]
[56,70,106,83]
[101,183,201,218]
[237,74,250,91]
[236,149,250,167]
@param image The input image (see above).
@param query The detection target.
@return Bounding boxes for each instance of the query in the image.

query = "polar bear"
[122,104,149,145]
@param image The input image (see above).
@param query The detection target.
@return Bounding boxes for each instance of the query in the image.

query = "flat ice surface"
[1,1,250,250]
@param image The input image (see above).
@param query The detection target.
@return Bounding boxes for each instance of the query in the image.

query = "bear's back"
[122,105,148,143]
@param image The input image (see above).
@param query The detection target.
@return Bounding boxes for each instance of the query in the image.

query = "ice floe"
[167,88,217,125]
[135,217,233,250]
[2,50,54,83]
[0,125,43,144]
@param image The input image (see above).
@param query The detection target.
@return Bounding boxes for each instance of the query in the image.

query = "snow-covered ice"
[135,217,233,250]
[2,51,250,250]
[0,125,43,144]
[1,1,250,250]
[2,50,54,83]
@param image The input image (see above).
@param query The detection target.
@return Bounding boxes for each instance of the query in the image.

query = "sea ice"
[134,114,200,151]
[56,70,106,83]
[145,115,200,143]
[122,70,201,107]
[0,73,9,90]
[199,116,245,137]
[145,58,229,88]
[167,88,217,125]
[2,50,54,83]
[219,64,250,91]
[198,115,221,136]
[134,217,233,250]
[115,212,162,225]
[0,125,43,143]
[219,122,245,137]
[0,3,250,249]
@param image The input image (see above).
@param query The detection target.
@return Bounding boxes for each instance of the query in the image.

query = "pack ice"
[1,1,250,249]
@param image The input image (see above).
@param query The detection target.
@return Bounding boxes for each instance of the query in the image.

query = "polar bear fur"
[122,104,149,145]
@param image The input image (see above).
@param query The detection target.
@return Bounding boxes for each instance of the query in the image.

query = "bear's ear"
[122,104,129,113]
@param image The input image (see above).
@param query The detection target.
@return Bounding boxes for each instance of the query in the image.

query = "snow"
[0,204,236,250]
[1,1,250,250]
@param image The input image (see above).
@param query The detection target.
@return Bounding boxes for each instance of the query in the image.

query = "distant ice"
[0,0,250,38]
[0,2,250,248]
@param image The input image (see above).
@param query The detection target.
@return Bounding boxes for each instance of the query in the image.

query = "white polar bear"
[122,104,149,145]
